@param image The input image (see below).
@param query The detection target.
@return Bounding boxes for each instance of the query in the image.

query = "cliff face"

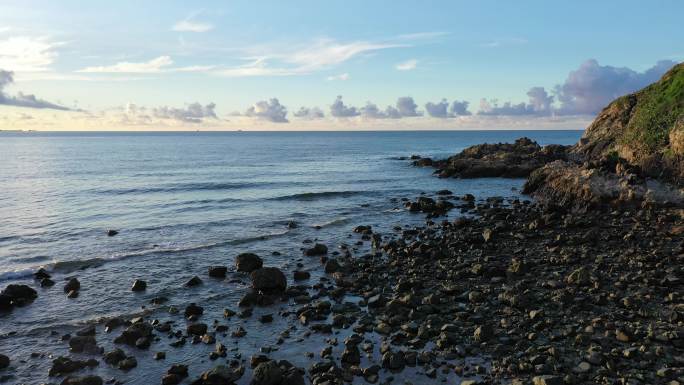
[573,62,684,185]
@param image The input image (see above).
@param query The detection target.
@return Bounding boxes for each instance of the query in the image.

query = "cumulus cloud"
[330,96,360,118]
[244,98,288,122]
[526,87,554,113]
[396,96,421,117]
[0,69,70,110]
[396,59,417,71]
[359,102,401,119]
[152,102,217,123]
[425,99,448,118]
[449,100,471,116]
[425,99,472,118]
[554,59,677,115]
[293,106,324,119]
[478,86,555,116]
[0,36,62,72]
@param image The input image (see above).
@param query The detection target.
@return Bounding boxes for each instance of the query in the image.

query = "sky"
[0,0,682,131]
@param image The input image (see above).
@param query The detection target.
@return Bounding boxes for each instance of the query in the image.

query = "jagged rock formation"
[525,63,684,208]
[573,62,684,185]
[416,137,569,178]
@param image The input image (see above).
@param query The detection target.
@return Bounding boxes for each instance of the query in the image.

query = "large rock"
[523,160,683,209]
[420,137,568,178]
[0,354,9,369]
[1,284,37,307]
[236,253,263,273]
[573,62,684,185]
[64,278,80,293]
[251,360,282,385]
[251,267,287,293]
[195,365,244,385]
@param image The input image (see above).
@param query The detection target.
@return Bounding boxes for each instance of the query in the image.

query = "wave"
[0,230,292,281]
[312,217,351,228]
[92,181,273,195]
[270,190,366,201]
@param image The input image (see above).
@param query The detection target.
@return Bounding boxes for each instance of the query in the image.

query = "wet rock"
[532,375,563,385]
[34,268,51,280]
[163,364,189,385]
[69,336,99,353]
[76,325,96,337]
[251,360,282,385]
[474,324,494,342]
[1,284,37,306]
[155,352,166,360]
[64,278,80,293]
[293,271,310,281]
[60,375,103,385]
[0,354,8,369]
[41,278,55,287]
[305,243,328,256]
[67,289,79,298]
[114,321,153,347]
[236,253,264,273]
[118,356,137,370]
[381,351,405,371]
[131,280,147,292]
[341,346,361,365]
[107,230,118,237]
[195,365,244,385]
[251,267,287,293]
[324,259,341,274]
[104,317,124,333]
[103,348,127,366]
[49,356,98,376]
[185,303,204,318]
[185,276,203,287]
[187,323,208,336]
[208,266,228,278]
[0,294,12,311]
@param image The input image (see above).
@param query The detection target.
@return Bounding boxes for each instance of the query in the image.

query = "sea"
[0,130,582,384]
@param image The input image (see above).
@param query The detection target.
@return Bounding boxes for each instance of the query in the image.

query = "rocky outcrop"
[573,63,684,185]
[417,137,568,178]
[524,160,684,209]
[526,63,684,208]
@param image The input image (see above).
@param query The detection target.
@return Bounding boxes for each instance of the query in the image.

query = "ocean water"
[0,130,581,384]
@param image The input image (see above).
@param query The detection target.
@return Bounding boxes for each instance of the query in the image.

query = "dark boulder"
[184,303,204,318]
[60,375,103,385]
[185,276,202,287]
[131,280,147,292]
[0,354,9,369]
[1,284,37,306]
[251,360,282,385]
[251,268,287,293]
[236,253,263,273]
[304,243,328,256]
[208,266,227,278]
[64,278,80,293]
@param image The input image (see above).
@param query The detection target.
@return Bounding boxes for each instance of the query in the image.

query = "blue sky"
[0,0,682,130]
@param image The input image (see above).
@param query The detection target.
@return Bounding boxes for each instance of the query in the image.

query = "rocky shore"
[1,64,683,385]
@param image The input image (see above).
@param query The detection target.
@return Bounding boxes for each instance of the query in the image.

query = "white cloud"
[293,106,324,119]
[244,98,288,122]
[330,95,359,117]
[0,69,71,110]
[326,73,349,81]
[76,56,212,74]
[0,36,62,72]
[173,20,213,33]
[78,56,173,73]
[396,59,417,71]
[152,102,217,123]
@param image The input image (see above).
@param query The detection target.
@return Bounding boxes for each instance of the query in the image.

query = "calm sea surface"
[0,130,581,384]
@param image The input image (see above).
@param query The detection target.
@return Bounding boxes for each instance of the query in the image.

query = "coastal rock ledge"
[526,62,684,208]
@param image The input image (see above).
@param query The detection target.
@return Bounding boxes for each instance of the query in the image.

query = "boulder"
[305,243,328,256]
[251,267,287,293]
[64,278,80,293]
[131,280,147,292]
[196,365,244,385]
[293,271,310,281]
[251,360,282,385]
[184,303,204,318]
[236,253,263,273]
[185,276,202,287]
[208,266,228,278]
[0,354,8,369]
[0,284,37,306]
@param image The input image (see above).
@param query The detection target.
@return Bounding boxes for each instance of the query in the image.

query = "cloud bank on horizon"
[0,1,682,130]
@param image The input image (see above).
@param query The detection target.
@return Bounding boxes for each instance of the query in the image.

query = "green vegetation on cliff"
[576,62,684,184]
[622,63,684,154]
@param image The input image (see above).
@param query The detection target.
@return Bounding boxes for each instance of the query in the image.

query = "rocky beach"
[1,65,683,385]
